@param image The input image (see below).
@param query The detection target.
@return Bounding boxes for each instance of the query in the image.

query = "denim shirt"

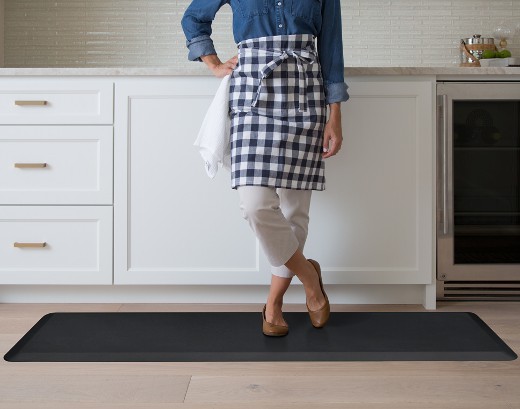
[181,0,349,105]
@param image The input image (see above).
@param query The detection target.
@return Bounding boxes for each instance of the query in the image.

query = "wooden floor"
[1,301,519,409]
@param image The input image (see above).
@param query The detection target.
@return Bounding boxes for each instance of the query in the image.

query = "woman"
[182,0,349,336]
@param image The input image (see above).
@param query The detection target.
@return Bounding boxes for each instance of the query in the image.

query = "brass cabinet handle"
[14,242,47,248]
[14,100,48,106]
[14,163,47,168]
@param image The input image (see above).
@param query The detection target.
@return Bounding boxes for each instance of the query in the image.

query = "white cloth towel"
[193,74,232,178]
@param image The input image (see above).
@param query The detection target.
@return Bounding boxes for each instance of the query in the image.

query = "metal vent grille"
[441,281,520,300]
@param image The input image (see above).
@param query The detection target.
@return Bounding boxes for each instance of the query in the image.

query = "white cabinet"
[114,76,435,285]
[0,75,434,289]
[0,78,114,285]
[114,77,265,285]
[305,79,435,284]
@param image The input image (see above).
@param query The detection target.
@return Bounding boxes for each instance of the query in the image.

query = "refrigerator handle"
[438,94,449,235]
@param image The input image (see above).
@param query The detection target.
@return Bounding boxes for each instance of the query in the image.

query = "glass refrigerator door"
[452,100,520,264]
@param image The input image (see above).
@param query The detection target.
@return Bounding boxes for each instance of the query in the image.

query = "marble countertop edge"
[0,66,520,76]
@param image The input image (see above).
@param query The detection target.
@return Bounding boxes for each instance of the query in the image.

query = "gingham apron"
[228,34,327,191]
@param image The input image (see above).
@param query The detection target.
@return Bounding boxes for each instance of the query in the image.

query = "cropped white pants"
[237,185,313,279]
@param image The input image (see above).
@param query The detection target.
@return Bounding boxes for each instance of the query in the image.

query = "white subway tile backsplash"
[3,0,520,68]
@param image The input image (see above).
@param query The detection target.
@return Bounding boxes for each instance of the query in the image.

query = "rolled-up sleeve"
[317,0,350,104]
[181,0,229,62]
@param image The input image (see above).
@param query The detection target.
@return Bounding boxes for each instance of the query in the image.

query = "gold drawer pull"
[14,100,48,106]
[14,242,47,248]
[14,163,47,168]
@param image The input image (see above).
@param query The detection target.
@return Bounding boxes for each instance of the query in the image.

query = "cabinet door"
[305,79,435,284]
[0,205,112,284]
[114,78,268,285]
[0,78,113,125]
[0,126,113,205]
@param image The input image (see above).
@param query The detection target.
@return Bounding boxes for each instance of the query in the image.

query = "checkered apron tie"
[251,48,316,113]
[228,34,327,191]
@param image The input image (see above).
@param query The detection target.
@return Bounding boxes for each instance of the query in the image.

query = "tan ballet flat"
[306,259,330,328]
[262,304,289,337]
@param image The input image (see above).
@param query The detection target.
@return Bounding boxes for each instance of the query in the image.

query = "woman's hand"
[201,54,238,78]
[322,103,343,158]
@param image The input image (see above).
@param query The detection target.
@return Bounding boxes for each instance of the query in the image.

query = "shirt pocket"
[236,0,269,20]
[291,0,322,23]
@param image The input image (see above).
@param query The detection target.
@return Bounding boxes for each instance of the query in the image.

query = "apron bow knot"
[251,48,316,113]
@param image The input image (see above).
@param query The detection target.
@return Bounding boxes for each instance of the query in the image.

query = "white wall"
[3,0,520,68]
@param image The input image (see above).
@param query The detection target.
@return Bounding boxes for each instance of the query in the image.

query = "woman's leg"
[237,186,326,325]
[268,187,326,312]
[266,275,292,326]
[284,249,326,312]
[265,255,327,325]
[271,187,312,279]
[238,185,298,326]
[266,187,313,325]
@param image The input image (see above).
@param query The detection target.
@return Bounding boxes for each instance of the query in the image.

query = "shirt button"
[277,1,282,5]
[279,24,283,28]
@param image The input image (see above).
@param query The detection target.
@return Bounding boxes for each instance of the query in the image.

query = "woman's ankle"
[297,261,319,289]
[266,296,284,308]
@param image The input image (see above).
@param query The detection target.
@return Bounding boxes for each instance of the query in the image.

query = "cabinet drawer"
[0,126,113,205]
[0,79,113,124]
[0,206,112,284]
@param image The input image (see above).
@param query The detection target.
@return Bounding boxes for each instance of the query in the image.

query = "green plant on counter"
[481,49,512,59]
[481,50,496,59]
[497,49,512,58]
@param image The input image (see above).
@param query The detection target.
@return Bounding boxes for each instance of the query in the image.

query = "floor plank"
[185,374,520,404]
[0,373,190,404]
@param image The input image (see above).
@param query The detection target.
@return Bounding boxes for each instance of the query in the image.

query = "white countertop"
[1,66,520,76]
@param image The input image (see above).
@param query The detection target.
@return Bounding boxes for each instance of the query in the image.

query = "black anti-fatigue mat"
[4,311,517,362]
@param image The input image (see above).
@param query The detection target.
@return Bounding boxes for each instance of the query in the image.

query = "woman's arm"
[316,0,348,158]
[316,0,350,105]
[322,102,342,158]
[181,0,229,62]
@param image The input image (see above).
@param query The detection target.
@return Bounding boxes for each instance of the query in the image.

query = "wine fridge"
[436,81,520,300]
